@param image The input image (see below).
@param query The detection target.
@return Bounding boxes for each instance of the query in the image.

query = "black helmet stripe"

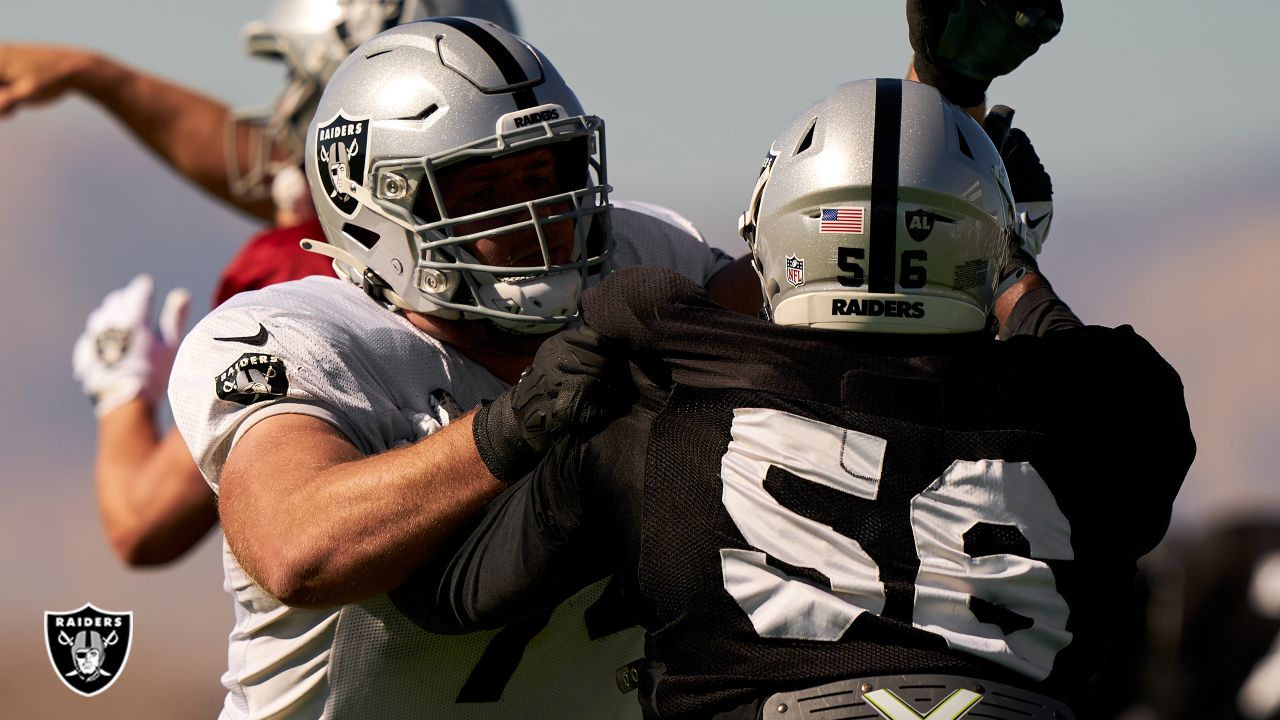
[869,78,902,294]
[434,17,539,110]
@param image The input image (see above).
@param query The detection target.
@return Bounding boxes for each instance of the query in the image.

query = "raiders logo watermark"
[315,111,370,218]
[904,209,955,242]
[215,353,289,406]
[45,603,133,697]
[785,254,805,287]
[94,328,132,367]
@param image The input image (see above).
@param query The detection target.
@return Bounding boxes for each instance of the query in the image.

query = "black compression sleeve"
[1004,282,1083,337]
[389,438,609,633]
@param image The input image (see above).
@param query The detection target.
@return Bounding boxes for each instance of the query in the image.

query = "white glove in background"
[72,274,191,417]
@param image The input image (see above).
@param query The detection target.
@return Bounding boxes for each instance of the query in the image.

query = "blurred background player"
[0,0,520,565]
[1096,519,1280,720]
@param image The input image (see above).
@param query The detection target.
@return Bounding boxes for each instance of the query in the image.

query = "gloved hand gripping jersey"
[473,325,630,483]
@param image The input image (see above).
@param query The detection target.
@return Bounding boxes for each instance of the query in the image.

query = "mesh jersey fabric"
[583,266,1194,718]
[213,217,337,307]
[398,265,1195,719]
[167,203,731,720]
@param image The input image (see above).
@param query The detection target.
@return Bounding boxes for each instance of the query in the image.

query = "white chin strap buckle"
[479,271,583,334]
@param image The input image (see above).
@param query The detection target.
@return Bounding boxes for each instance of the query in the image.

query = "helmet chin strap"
[300,237,580,335]
[476,270,582,335]
[298,238,414,310]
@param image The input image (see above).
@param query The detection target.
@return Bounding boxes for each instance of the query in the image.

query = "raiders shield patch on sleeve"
[215,353,289,406]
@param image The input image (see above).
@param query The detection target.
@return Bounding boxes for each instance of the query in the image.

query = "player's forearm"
[73,54,274,221]
[95,401,217,565]
[225,412,506,609]
[995,271,1082,338]
[392,440,606,633]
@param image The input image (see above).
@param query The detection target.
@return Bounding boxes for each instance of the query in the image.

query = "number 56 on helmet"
[739,79,1017,334]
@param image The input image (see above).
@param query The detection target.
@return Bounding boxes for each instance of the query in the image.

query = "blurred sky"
[2,1,1278,716]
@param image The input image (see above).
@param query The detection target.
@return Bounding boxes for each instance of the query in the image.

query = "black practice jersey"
[394,266,1195,720]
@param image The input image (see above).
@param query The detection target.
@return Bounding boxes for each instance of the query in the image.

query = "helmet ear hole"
[765,277,780,299]
[794,117,817,155]
[956,123,975,160]
[342,223,380,250]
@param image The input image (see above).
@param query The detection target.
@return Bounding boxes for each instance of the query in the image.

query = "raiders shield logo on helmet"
[315,111,370,218]
[44,603,133,697]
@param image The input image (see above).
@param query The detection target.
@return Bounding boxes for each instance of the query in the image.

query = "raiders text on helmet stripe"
[433,17,539,110]
[317,122,365,141]
[869,78,902,294]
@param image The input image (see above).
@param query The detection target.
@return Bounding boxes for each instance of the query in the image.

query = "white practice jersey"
[169,203,732,720]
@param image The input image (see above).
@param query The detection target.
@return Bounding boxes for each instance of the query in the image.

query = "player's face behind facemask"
[741,79,1016,335]
[302,19,611,335]
[410,142,589,273]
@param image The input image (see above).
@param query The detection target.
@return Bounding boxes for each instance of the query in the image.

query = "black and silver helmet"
[740,79,1016,334]
[303,18,611,334]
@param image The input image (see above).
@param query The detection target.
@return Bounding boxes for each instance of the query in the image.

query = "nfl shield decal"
[785,254,805,287]
[45,603,133,697]
[315,111,370,218]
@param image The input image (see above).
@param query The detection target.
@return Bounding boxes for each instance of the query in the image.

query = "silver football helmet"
[229,0,521,201]
[302,19,611,334]
[739,79,1016,334]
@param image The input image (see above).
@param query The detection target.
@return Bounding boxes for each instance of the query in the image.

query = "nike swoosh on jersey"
[1025,212,1051,230]
[214,323,270,346]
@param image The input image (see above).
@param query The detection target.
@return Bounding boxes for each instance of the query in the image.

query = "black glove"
[908,0,1063,107]
[473,325,629,483]
[985,106,1054,255]
[999,127,1052,206]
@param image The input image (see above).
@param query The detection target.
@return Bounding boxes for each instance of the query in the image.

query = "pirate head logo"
[785,254,805,287]
[215,353,290,406]
[315,112,370,217]
[94,328,132,367]
[45,603,133,697]
[905,209,955,242]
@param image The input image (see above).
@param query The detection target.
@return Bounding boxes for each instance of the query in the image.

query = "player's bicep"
[219,413,362,575]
